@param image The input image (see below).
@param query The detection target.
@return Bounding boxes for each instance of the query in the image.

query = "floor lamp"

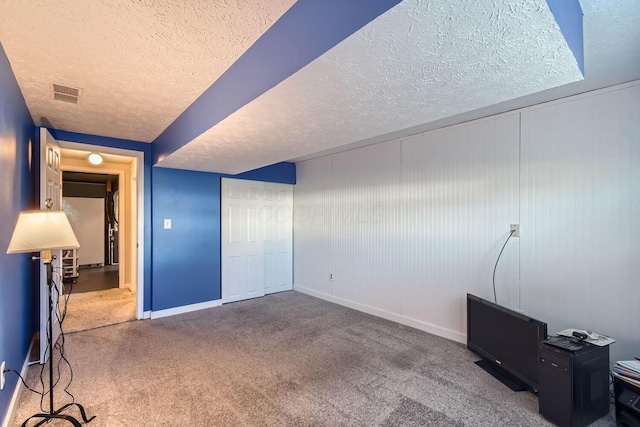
[7,203,95,426]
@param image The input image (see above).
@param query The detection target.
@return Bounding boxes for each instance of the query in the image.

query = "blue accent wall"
[546,0,584,75]
[49,130,154,311]
[151,163,295,311]
[45,129,294,313]
[152,0,402,164]
[152,169,222,310]
[0,42,36,424]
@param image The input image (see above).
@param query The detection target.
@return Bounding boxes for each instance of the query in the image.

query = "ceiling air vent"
[52,83,82,104]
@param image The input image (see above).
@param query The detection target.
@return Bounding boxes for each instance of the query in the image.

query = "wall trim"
[2,338,34,427]
[150,299,222,319]
[294,285,465,344]
[142,311,151,319]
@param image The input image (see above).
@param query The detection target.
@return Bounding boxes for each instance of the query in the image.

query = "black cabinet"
[615,375,640,427]
[538,337,610,427]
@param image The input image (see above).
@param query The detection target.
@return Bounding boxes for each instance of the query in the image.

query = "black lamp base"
[23,261,95,426]
[22,402,95,427]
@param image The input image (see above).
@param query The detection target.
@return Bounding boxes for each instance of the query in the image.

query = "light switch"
[164,219,172,229]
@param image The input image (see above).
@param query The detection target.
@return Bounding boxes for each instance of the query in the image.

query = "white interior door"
[222,178,293,303]
[263,182,293,294]
[221,179,265,303]
[39,128,62,363]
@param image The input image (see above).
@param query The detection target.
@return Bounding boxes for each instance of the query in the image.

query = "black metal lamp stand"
[22,261,95,427]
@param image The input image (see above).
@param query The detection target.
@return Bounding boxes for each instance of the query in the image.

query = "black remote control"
[572,331,588,339]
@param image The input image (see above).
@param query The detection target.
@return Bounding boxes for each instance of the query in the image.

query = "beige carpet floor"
[62,288,136,333]
[11,291,616,426]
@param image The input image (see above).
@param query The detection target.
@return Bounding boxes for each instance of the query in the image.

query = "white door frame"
[57,140,145,319]
[39,128,63,363]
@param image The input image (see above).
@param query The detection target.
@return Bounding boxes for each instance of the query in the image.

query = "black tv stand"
[474,359,530,392]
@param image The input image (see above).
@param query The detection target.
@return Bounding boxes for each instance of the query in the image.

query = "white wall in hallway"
[294,81,640,362]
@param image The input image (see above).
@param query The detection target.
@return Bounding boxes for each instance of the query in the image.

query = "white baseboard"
[294,285,465,344]
[2,337,34,427]
[141,310,151,319]
[150,299,222,319]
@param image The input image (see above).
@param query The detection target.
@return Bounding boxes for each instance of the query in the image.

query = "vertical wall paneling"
[294,115,520,342]
[293,157,333,296]
[401,115,520,334]
[330,141,403,315]
[520,85,640,362]
[294,82,639,359]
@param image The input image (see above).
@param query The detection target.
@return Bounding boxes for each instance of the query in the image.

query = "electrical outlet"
[1,361,6,391]
[329,273,333,281]
[163,219,172,230]
[510,224,520,237]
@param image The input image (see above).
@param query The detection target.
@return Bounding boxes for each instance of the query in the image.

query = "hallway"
[63,266,136,333]
[66,265,119,294]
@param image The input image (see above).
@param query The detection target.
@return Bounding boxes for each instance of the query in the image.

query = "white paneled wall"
[295,114,521,342]
[331,142,403,314]
[520,84,640,362]
[294,157,332,296]
[294,81,640,361]
[402,115,520,336]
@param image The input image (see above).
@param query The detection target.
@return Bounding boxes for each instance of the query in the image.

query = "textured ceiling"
[284,0,640,163]
[0,0,295,142]
[1,0,638,174]
[157,0,584,174]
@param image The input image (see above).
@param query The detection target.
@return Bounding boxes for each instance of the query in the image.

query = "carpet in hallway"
[63,287,136,333]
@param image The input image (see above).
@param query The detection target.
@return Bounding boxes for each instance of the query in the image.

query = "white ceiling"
[0,0,295,141]
[1,0,639,174]
[286,0,640,163]
[157,0,584,173]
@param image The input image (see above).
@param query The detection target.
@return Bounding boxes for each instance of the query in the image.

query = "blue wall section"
[49,129,154,311]
[152,169,222,310]
[235,162,296,185]
[151,163,295,311]
[0,42,36,425]
[47,130,295,312]
[546,0,584,75]
[152,0,402,164]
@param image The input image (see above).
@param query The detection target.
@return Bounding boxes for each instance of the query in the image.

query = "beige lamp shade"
[7,210,80,254]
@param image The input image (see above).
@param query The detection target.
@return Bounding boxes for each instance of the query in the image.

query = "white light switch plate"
[164,219,172,229]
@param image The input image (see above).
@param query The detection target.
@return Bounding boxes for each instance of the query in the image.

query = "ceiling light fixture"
[88,153,103,165]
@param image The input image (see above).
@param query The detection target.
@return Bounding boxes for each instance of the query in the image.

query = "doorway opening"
[61,171,133,332]
[58,144,144,332]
